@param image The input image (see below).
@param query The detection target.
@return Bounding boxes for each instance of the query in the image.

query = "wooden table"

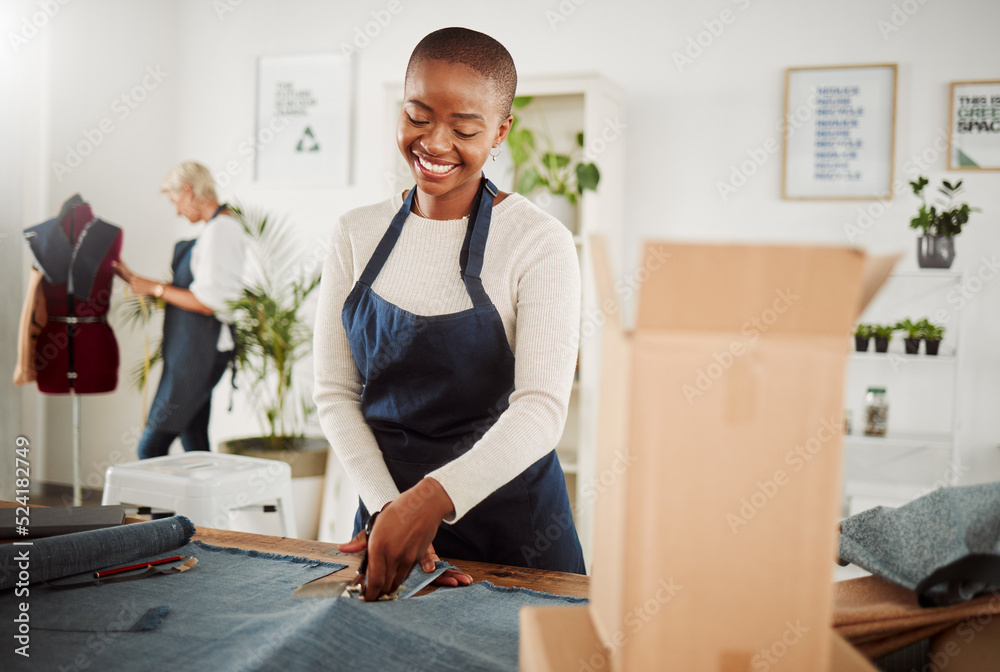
[1,501,588,599]
[192,524,590,599]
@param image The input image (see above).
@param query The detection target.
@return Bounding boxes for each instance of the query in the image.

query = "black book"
[0,505,126,539]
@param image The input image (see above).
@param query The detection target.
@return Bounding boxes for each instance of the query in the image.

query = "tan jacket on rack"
[13,268,47,386]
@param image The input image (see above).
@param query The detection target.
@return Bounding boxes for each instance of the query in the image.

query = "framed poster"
[948,80,1000,170]
[782,64,897,200]
[255,54,351,184]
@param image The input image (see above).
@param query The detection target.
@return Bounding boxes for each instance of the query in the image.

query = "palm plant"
[228,205,321,447]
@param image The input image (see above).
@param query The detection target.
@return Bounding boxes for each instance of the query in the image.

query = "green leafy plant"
[894,318,923,339]
[505,96,601,204]
[228,205,321,447]
[853,323,873,338]
[872,324,896,341]
[119,294,165,393]
[917,318,946,341]
[909,176,980,237]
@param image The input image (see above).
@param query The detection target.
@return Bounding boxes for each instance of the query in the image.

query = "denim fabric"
[136,348,231,458]
[0,515,194,590]
[839,483,1000,606]
[2,537,584,672]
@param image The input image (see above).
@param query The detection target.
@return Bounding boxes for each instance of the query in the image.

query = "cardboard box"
[521,240,895,672]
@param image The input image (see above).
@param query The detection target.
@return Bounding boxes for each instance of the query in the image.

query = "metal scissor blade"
[293,570,363,599]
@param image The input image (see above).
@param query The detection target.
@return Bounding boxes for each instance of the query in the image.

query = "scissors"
[293,510,397,600]
[344,510,380,597]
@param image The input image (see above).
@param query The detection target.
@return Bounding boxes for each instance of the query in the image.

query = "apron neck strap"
[358,177,497,309]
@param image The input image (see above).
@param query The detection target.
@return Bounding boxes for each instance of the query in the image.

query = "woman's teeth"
[417,155,457,174]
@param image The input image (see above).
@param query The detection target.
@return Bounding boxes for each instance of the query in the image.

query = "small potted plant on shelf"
[505,96,601,233]
[909,176,980,269]
[872,324,895,353]
[853,323,872,352]
[895,318,923,355]
[918,318,946,356]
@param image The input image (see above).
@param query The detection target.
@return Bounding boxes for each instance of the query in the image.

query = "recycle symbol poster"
[255,54,350,184]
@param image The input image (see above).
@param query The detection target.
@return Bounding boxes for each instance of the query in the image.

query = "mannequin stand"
[72,391,82,506]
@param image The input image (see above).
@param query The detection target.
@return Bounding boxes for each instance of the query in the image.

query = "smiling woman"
[313,27,585,602]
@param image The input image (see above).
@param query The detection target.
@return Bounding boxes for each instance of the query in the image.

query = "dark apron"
[146,206,234,434]
[343,177,585,573]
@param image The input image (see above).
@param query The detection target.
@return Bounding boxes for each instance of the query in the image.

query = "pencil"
[94,555,185,578]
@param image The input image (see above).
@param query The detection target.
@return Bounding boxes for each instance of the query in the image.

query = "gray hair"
[160,161,217,200]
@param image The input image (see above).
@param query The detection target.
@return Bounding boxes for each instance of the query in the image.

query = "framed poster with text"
[782,64,897,200]
[255,54,351,184]
[948,80,1000,170]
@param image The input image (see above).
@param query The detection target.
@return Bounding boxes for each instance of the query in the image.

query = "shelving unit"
[841,269,965,517]
[384,75,626,566]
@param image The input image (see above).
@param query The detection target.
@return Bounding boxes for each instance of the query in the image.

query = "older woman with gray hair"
[114,161,246,459]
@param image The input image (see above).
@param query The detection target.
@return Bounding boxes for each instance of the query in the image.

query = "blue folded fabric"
[839,483,1000,606]
[1,536,584,672]
[0,515,195,590]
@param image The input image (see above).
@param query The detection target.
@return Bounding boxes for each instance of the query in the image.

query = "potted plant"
[872,324,895,353]
[853,323,872,352]
[895,318,923,355]
[220,204,324,456]
[918,319,946,356]
[505,96,601,233]
[909,176,980,269]
[220,205,327,539]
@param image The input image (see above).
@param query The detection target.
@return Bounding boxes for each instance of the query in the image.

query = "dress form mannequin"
[14,194,123,503]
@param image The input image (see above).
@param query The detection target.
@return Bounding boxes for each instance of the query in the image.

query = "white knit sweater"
[313,192,581,522]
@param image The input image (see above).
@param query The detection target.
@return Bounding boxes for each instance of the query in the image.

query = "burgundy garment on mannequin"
[32,200,122,394]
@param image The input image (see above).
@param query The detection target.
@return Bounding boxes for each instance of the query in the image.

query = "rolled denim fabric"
[0,515,195,590]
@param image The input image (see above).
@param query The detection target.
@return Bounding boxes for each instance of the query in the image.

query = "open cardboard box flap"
[633,242,899,334]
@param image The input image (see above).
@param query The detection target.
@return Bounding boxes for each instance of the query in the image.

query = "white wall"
[5,0,999,492]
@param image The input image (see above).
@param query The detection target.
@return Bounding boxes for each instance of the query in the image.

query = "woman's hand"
[362,478,456,601]
[421,543,473,588]
[112,260,159,296]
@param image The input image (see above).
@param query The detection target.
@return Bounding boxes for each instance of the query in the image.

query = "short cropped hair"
[405,27,517,119]
[160,161,217,201]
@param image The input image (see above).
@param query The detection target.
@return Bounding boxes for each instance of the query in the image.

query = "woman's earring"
[490,146,502,161]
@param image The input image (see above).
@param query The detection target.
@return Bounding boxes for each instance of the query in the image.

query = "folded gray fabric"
[839,483,1000,607]
[0,515,195,590]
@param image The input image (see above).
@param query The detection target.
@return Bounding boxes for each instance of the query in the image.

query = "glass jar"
[864,387,888,437]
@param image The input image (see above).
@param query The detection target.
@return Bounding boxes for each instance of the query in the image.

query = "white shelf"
[848,352,957,363]
[843,432,953,450]
[888,269,964,280]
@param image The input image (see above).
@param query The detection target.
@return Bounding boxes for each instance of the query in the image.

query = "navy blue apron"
[343,177,585,574]
[146,205,234,434]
